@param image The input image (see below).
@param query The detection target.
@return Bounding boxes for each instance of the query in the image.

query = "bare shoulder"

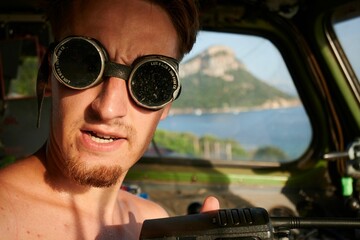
[0,157,31,194]
[0,155,44,187]
[0,156,45,227]
[0,158,32,235]
[118,189,169,221]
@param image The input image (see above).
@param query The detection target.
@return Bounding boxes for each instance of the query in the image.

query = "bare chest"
[1,201,140,240]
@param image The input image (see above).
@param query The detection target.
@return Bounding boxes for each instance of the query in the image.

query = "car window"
[146,31,312,163]
[333,15,360,85]
[0,20,50,99]
[1,38,38,98]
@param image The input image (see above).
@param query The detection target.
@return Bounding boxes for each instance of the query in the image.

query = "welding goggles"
[51,36,181,110]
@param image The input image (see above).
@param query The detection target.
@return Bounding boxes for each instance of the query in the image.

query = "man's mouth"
[86,131,120,143]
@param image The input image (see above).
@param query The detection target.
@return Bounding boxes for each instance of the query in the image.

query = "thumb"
[200,196,220,213]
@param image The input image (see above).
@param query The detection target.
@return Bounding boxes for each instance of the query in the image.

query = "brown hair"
[43,0,199,59]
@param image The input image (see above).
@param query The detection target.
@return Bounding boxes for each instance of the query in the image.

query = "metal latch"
[324,139,360,178]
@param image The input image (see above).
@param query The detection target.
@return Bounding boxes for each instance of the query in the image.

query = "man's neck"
[35,145,125,219]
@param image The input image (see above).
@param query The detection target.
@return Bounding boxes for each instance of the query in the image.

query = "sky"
[182,16,360,95]
[334,17,360,78]
[182,31,288,82]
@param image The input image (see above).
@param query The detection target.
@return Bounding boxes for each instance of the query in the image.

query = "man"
[0,0,219,239]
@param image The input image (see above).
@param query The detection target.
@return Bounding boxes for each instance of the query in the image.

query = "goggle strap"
[103,61,131,81]
[36,51,50,128]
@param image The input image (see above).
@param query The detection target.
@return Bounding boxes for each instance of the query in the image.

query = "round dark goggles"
[51,36,181,110]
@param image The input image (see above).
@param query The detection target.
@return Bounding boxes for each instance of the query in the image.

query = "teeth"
[89,132,117,143]
[91,135,114,143]
[95,133,112,139]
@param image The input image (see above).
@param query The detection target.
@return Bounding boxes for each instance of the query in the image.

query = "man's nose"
[90,77,128,120]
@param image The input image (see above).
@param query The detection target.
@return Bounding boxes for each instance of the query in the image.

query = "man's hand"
[200,196,220,212]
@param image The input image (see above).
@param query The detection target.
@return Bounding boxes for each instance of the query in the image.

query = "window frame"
[147,8,332,169]
[328,5,360,107]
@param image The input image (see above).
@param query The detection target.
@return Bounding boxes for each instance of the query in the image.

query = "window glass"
[0,21,49,99]
[0,38,39,98]
[333,15,360,82]
[147,31,312,163]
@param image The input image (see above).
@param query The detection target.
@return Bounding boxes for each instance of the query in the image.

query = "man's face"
[47,0,179,187]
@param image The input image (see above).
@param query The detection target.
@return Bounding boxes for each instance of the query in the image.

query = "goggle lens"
[51,36,180,110]
[54,38,104,88]
[130,60,178,107]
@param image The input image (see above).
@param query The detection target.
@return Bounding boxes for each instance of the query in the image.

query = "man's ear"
[160,103,172,120]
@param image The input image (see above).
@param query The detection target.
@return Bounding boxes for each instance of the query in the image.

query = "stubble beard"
[66,158,123,188]
[55,117,150,188]
[62,127,138,188]
[60,121,133,188]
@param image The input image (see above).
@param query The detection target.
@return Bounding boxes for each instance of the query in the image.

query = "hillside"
[172,45,299,113]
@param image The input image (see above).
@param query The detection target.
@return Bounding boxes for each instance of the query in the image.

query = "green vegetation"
[153,130,289,162]
[0,155,16,168]
[8,56,37,97]
[173,69,296,110]
[154,130,198,155]
[154,129,248,160]
[253,146,289,162]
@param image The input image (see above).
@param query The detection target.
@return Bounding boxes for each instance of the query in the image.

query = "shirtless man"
[0,0,219,239]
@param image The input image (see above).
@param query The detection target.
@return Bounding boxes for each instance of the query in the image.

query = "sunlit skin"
[0,0,219,239]
[47,0,179,189]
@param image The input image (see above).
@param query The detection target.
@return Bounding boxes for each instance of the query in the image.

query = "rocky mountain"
[172,45,299,113]
[179,45,246,81]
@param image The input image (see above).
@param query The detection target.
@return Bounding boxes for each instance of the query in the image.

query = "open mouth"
[86,131,120,143]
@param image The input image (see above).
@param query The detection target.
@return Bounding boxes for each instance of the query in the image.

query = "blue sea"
[157,106,312,159]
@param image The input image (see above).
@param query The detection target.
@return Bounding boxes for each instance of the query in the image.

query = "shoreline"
[169,99,301,116]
